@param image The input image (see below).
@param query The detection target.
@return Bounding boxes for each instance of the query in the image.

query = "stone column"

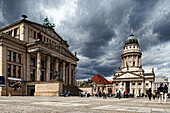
[65,66,68,85]
[113,83,115,94]
[130,81,132,94]
[152,81,154,94]
[142,81,145,94]
[69,63,72,85]
[132,56,134,66]
[63,61,65,85]
[124,82,126,92]
[136,81,138,97]
[46,55,50,81]
[74,66,77,86]
[136,55,139,67]
[139,57,141,67]
[55,58,59,72]
[37,52,41,81]
[26,53,30,81]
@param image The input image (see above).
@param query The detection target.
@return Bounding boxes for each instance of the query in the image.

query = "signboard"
[0,76,5,87]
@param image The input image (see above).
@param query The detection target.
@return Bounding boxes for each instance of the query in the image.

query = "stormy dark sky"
[0,0,170,80]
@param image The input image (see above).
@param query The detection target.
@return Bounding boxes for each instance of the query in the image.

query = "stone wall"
[34,82,63,96]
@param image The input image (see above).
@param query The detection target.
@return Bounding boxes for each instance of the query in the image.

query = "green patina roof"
[125,34,138,45]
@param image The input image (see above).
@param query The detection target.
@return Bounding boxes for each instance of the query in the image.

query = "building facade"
[113,29,155,97]
[0,17,78,96]
[79,74,113,96]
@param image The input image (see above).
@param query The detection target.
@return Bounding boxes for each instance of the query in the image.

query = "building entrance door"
[126,81,130,93]
[27,85,35,96]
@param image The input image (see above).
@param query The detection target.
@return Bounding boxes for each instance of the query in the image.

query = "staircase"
[63,86,82,96]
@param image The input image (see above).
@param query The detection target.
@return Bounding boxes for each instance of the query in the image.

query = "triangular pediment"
[28,22,62,41]
[116,72,143,79]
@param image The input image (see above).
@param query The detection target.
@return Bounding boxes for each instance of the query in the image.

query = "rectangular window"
[41,61,44,69]
[47,38,48,42]
[18,54,21,63]
[14,28,18,36]
[31,58,35,66]
[50,63,53,71]
[13,52,16,62]
[7,64,11,77]
[71,77,74,85]
[34,31,36,39]
[8,51,11,61]
[30,68,35,82]
[18,66,21,78]
[50,73,52,80]
[44,37,46,42]
[40,71,44,81]
[13,65,16,77]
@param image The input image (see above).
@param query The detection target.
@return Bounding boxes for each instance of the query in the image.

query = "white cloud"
[142,41,170,77]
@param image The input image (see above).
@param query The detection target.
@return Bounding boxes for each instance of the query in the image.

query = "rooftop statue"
[43,17,55,28]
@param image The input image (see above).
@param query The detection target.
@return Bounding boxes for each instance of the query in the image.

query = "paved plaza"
[0,96,169,113]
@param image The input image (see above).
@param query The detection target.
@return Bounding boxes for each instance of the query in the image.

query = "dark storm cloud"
[0,0,44,27]
[153,11,170,42]
[1,0,170,79]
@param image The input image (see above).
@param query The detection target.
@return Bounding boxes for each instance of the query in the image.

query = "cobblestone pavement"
[0,96,169,113]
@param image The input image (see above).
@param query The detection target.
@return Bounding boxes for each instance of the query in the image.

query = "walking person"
[148,88,152,101]
[64,90,67,97]
[158,83,164,103]
[164,84,168,104]
[103,89,106,99]
[153,91,156,100]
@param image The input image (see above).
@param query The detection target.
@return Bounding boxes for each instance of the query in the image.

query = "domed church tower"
[112,29,155,97]
[121,28,142,72]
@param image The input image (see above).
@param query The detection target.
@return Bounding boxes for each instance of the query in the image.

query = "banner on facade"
[0,76,5,87]
[8,77,22,88]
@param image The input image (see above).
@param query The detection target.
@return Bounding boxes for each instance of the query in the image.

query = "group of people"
[147,83,168,104]
[64,90,71,97]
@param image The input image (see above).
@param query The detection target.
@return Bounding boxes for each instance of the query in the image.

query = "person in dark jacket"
[164,84,168,104]
[158,83,164,103]
[148,88,152,101]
